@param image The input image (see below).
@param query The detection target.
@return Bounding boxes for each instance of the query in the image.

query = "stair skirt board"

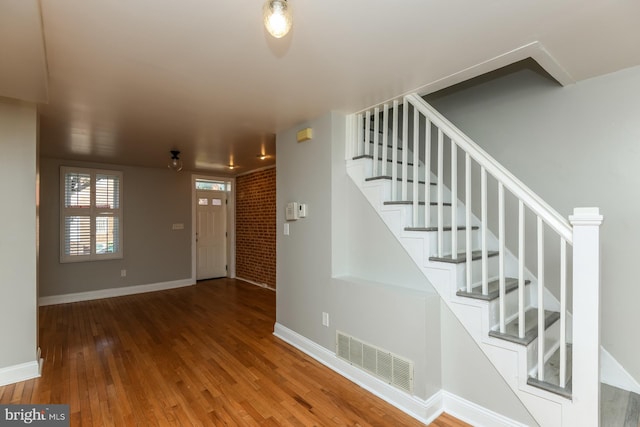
[274,323,530,427]
[601,347,640,395]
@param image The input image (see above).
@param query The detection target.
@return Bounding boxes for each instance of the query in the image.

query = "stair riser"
[527,320,562,378]
[426,229,480,256]
[450,255,500,286]
[488,288,533,329]
[365,142,399,160]
[393,182,448,204]
[408,205,476,228]
[372,160,425,179]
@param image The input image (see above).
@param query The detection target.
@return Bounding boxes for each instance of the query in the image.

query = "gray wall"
[276,110,536,419]
[0,99,38,369]
[441,304,539,426]
[40,157,192,296]
[428,65,640,384]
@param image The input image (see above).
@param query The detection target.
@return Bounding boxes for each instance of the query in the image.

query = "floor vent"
[336,331,413,393]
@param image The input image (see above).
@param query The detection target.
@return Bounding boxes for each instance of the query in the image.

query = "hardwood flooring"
[0,279,469,426]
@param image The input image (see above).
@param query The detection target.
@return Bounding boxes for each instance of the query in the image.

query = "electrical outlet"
[322,312,329,327]
[120,269,127,277]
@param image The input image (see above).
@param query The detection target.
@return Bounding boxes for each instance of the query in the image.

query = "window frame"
[60,166,123,263]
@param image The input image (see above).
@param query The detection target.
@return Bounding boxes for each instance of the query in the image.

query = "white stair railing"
[349,93,602,426]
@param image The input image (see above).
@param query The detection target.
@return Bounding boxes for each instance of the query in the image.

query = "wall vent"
[335,331,413,394]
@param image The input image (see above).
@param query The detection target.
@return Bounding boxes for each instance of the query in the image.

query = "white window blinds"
[61,167,123,262]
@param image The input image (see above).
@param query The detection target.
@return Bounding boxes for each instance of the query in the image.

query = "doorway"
[191,177,235,281]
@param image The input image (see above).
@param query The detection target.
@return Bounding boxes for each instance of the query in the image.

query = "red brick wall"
[235,167,276,288]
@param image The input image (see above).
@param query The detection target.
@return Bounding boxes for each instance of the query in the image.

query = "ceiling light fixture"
[263,0,292,38]
[168,150,183,172]
[228,164,236,170]
[257,154,268,160]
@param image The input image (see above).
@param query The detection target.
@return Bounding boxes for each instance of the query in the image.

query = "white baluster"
[381,104,389,177]
[412,106,419,227]
[499,182,505,334]
[451,141,458,258]
[372,107,379,177]
[424,118,431,228]
[465,153,472,292]
[356,113,363,157]
[537,216,545,381]
[364,110,371,156]
[402,99,408,200]
[391,101,399,201]
[518,200,525,339]
[437,129,444,257]
[481,167,488,295]
[560,237,567,387]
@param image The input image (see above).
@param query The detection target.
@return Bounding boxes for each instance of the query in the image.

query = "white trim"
[273,323,528,427]
[601,347,640,394]
[236,276,276,291]
[234,164,276,177]
[357,41,575,116]
[442,391,530,427]
[273,322,441,424]
[0,359,41,386]
[38,279,194,306]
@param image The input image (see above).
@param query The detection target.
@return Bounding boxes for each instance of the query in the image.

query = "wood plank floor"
[0,279,470,426]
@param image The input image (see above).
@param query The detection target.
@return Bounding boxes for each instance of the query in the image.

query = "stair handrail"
[405,93,573,244]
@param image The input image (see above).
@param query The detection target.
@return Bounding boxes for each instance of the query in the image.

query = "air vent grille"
[335,331,413,393]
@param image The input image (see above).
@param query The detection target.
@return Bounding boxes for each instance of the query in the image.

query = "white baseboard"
[601,347,640,394]
[38,279,195,306]
[273,323,528,427]
[273,322,442,424]
[236,276,276,291]
[0,359,41,386]
[442,391,530,427]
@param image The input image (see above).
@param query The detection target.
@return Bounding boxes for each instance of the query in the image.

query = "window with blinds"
[60,167,123,262]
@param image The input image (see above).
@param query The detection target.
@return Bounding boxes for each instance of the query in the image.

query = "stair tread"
[406,225,479,232]
[527,376,572,399]
[456,277,531,301]
[429,250,499,264]
[365,176,436,185]
[528,344,573,398]
[489,308,561,346]
[384,201,452,206]
[352,155,414,166]
[366,141,403,150]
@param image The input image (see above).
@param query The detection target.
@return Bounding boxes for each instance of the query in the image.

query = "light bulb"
[263,0,292,38]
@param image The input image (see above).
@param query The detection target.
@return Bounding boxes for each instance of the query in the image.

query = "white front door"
[196,190,227,280]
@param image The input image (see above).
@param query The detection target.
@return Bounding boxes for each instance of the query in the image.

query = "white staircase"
[346,94,603,426]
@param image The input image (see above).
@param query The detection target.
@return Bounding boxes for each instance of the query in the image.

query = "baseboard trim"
[38,279,195,306]
[274,323,530,427]
[601,347,640,394]
[442,391,530,427]
[274,322,442,424]
[0,359,41,387]
[236,276,276,291]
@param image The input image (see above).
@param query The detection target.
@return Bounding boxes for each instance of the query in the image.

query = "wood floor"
[0,279,469,426]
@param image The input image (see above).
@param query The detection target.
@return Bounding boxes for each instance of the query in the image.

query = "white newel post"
[569,207,603,427]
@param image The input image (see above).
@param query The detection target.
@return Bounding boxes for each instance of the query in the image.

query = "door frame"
[191,174,236,282]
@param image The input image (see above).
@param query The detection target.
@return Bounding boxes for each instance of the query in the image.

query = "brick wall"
[235,167,276,289]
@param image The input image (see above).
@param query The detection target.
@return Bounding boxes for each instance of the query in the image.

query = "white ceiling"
[3,0,640,175]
